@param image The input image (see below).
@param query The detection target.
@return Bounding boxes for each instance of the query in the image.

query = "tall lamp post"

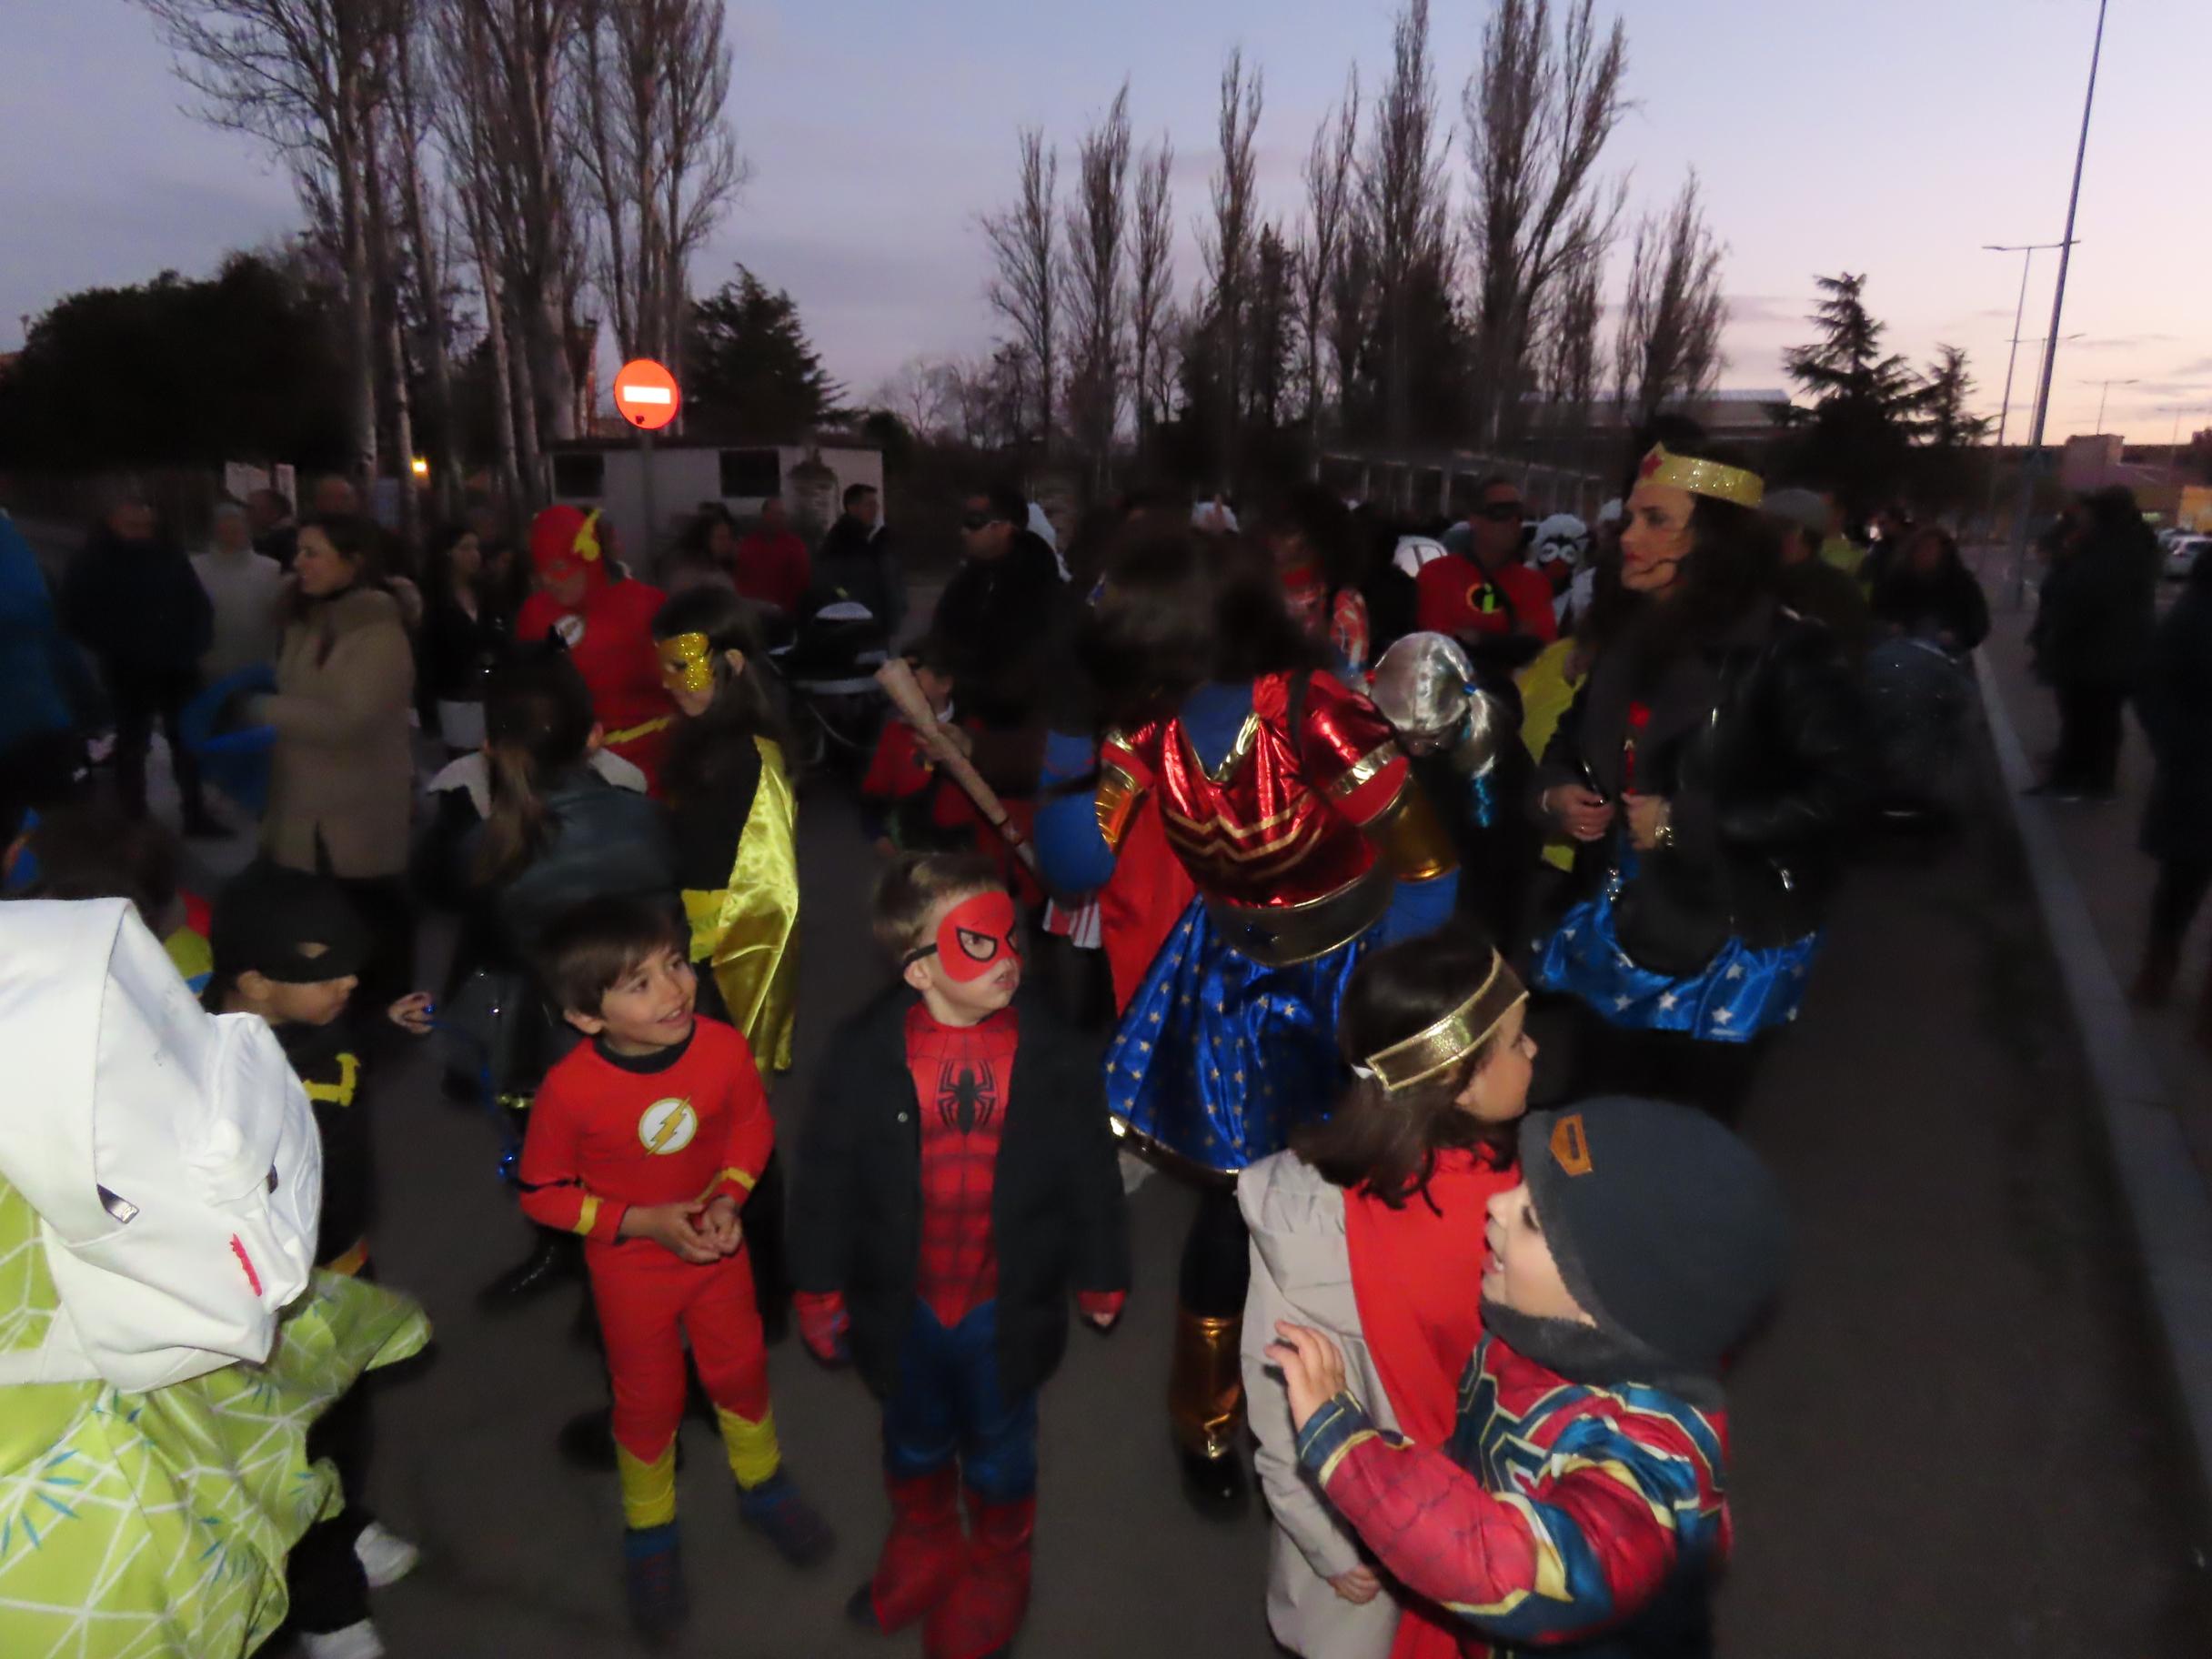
[1981,242,2075,535]
[2088,376,2139,435]
[2006,0,2112,608]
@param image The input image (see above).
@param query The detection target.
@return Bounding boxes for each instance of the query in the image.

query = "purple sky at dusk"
[5,0,2207,445]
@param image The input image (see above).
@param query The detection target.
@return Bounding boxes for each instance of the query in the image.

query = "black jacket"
[1869,556,1990,653]
[809,514,906,641]
[2031,528,2158,688]
[930,531,1066,730]
[2137,565,2212,862]
[62,525,212,672]
[791,986,1129,1401]
[1539,601,1862,957]
[417,587,511,709]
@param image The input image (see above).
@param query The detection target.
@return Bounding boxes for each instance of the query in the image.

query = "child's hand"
[622,1202,722,1264]
[387,991,436,1035]
[1328,1565,1382,1604]
[1268,1321,1349,1433]
[696,1194,744,1256]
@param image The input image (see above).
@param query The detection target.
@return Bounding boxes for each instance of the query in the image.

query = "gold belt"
[604,715,673,745]
[1203,861,1394,968]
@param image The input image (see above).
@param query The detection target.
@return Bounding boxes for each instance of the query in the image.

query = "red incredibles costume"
[516,505,675,786]
[1413,551,1558,645]
[518,1015,782,1527]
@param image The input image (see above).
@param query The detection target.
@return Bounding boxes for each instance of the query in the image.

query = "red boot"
[923,1490,1034,1659]
[850,1466,964,1634]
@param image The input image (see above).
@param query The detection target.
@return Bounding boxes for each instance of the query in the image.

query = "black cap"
[1518,1097,1789,1378]
[207,865,368,983]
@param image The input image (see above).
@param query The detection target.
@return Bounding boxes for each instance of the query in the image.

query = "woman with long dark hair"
[650,584,801,1338]
[1531,445,1860,1120]
[1034,524,1458,1511]
[417,522,513,754]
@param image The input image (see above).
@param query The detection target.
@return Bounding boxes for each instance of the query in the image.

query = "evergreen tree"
[683,266,846,438]
[1911,343,1993,515]
[1777,272,1922,514]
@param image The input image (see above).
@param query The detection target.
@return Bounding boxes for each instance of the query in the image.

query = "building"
[546,439,883,571]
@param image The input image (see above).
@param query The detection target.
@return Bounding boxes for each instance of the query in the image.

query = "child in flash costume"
[516,505,675,786]
[1036,528,1457,1507]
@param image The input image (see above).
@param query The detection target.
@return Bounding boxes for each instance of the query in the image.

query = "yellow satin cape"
[682,735,799,1071]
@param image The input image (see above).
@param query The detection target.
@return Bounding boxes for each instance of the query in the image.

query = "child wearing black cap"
[205,862,436,1659]
[1270,1096,1788,1659]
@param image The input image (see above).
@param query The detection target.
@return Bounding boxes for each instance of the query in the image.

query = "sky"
[4,0,2208,445]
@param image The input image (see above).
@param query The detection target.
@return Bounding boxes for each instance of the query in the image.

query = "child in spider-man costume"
[793,852,1130,1659]
[516,505,675,785]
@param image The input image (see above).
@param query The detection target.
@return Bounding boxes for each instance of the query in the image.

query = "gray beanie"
[1517,1097,1789,1377]
[1760,487,1828,542]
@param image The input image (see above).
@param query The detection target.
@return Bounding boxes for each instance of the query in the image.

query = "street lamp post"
[1981,242,2075,536]
[2006,0,2111,608]
[2090,377,2139,434]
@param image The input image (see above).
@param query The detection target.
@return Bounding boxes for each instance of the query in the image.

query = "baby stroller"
[1861,635,1974,826]
[771,598,890,775]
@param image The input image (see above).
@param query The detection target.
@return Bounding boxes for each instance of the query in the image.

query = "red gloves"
[1076,1290,1126,1330]
[794,1291,850,1365]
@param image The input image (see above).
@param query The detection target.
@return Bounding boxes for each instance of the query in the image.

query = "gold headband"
[1638,445,1764,510]
[1356,951,1528,1093]
[659,630,714,693]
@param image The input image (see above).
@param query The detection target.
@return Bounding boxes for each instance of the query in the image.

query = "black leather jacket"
[1539,601,1863,953]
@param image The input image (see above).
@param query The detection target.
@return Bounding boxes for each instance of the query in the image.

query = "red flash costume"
[518,1015,781,1526]
[517,505,675,785]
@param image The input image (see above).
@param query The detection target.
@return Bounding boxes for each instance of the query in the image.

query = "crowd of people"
[0,427,2196,1659]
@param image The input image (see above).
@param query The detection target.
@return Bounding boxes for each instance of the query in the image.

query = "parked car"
[2167,535,2212,580]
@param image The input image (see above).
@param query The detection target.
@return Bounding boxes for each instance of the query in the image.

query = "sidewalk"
[1973,588,2212,1483]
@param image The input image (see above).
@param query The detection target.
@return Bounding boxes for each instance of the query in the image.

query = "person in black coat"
[1870,525,1991,655]
[417,524,513,753]
[791,851,1126,1653]
[2128,548,2212,1039]
[2028,488,2159,799]
[930,483,1067,768]
[61,497,216,831]
[809,482,906,642]
[1531,443,1861,1121]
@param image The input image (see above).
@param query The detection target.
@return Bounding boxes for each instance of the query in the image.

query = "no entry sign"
[614,357,680,430]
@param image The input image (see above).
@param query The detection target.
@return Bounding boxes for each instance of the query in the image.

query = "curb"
[1974,649,2212,1490]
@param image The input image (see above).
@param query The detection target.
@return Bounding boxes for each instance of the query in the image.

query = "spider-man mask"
[910,890,1021,983]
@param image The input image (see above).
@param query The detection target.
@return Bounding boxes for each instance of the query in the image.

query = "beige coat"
[261,586,416,878]
[1239,1151,1404,1659]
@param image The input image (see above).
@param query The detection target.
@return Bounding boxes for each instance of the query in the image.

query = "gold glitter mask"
[659,631,715,694]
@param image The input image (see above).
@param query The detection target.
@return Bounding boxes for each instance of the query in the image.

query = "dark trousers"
[2052,681,2128,793]
[2149,856,2212,955]
[1558,996,1771,1125]
[1178,1182,1249,1321]
[882,1301,1039,1503]
[108,665,202,819]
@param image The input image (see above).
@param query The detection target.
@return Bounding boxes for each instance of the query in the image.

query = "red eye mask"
[906,890,1021,983]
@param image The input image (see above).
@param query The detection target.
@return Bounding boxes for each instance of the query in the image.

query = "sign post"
[613,357,681,573]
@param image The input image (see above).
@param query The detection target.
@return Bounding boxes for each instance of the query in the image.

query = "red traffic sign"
[614,357,680,430]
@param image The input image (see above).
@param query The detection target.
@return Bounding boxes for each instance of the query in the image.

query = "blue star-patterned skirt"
[1105,897,1373,1178]
[1532,869,1822,1044]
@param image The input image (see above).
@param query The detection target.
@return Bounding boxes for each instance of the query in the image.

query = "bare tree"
[981,128,1061,456]
[1327,232,1376,437]
[1464,0,1629,446]
[386,2,461,517]
[1297,69,1359,445]
[1539,235,1604,414]
[136,0,385,479]
[1200,46,1264,484]
[1612,171,1725,427]
[1128,136,1175,451]
[438,0,589,463]
[1061,81,1132,496]
[571,0,746,367]
[1361,0,1452,447]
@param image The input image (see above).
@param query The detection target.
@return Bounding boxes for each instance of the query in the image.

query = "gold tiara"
[1638,445,1764,510]
[1358,951,1528,1093]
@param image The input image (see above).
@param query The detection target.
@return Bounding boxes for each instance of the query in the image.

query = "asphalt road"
[91,632,2200,1655]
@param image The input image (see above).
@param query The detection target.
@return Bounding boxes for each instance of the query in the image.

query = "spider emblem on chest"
[934,1058,998,1136]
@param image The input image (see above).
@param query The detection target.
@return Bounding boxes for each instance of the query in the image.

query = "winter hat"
[1533,513,1591,568]
[1517,1097,1788,1377]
